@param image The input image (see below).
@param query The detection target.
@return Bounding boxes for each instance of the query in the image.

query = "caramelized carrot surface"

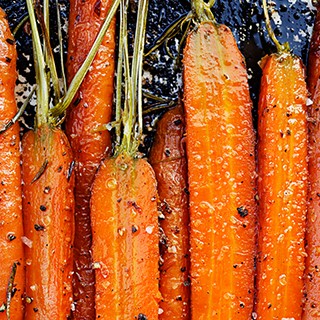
[0,8,24,319]
[22,125,74,319]
[183,22,257,319]
[255,53,308,319]
[304,6,320,319]
[66,0,116,318]
[149,106,190,319]
[90,154,160,319]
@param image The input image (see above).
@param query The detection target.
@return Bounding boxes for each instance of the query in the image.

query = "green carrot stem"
[115,0,127,150]
[192,0,215,22]
[50,0,120,119]
[56,0,67,94]
[262,0,290,53]
[26,0,49,127]
[117,0,149,156]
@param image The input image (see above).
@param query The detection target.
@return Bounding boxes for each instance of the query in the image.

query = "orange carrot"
[149,106,190,319]
[22,125,74,319]
[90,0,160,317]
[183,2,257,318]
[255,50,308,320]
[20,1,75,318]
[303,5,320,319]
[0,7,24,319]
[91,154,160,319]
[255,3,308,317]
[66,0,116,317]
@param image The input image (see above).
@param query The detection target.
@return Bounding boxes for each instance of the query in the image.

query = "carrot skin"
[0,8,24,319]
[21,125,74,319]
[149,106,190,319]
[255,53,308,319]
[90,154,160,319]
[66,0,116,318]
[304,6,320,319]
[183,22,257,319]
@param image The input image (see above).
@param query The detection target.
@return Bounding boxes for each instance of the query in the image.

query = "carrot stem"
[50,0,120,119]
[262,0,290,53]
[26,0,49,127]
[116,0,149,157]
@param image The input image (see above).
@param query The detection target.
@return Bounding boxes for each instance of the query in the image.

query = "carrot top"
[25,0,120,127]
[262,0,290,53]
[113,0,149,157]
[192,0,215,23]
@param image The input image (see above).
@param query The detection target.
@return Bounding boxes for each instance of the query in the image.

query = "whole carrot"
[91,154,160,319]
[149,106,190,319]
[90,0,160,318]
[183,1,257,318]
[0,7,24,320]
[255,1,308,318]
[20,1,75,318]
[303,4,320,319]
[22,125,74,319]
[66,0,116,317]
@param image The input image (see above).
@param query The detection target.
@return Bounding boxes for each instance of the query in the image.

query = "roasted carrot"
[90,0,160,318]
[303,5,320,319]
[149,106,190,319]
[0,7,24,319]
[255,2,308,318]
[183,1,257,318]
[19,1,75,318]
[66,0,116,316]
[91,154,160,319]
[22,125,74,319]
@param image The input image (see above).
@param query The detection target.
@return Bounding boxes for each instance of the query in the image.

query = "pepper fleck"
[132,225,138,233]
[7,233,16,241]
[34,224,45,231]
[137,314,147,320]
[237,206,248,218]
[165,149,171,157]
[73,96,82,106]
[33,308,38,312]
[40,205,46,211]
[6,38,14,45]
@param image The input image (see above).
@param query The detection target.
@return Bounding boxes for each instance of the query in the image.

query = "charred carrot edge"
[90,0,161,318]
[303,5,320,319]
[0,8,24,320]
[254,3,308,317]
[149,106,190,319]
[183,3,257,318]
[65,0,116,317]
[21,125,74,319]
